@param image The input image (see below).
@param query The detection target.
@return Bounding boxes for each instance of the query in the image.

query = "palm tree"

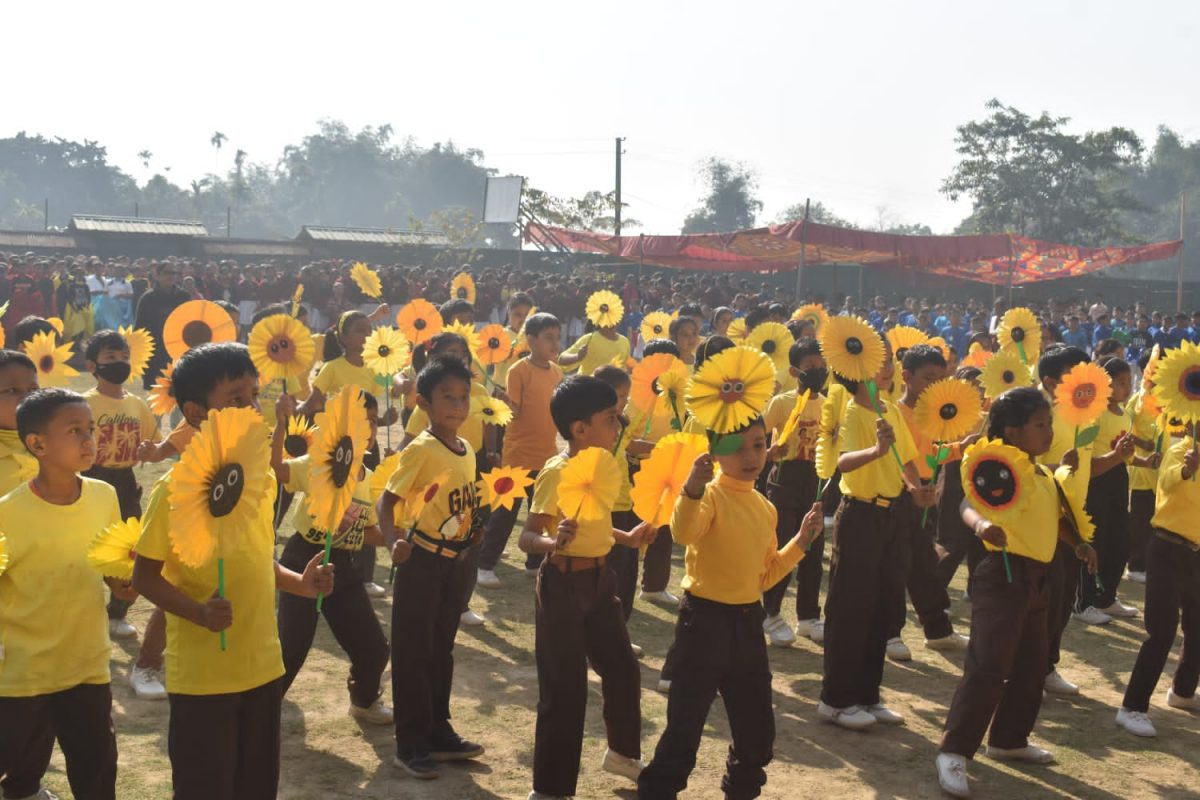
[137,149,153,170]
[210,131,227,171]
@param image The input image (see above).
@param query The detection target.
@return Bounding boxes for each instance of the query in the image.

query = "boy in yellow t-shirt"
[558,322,630,377]
[131,343,333,800]
[0,388,125,800]
[518,375,653,800]
[0,350,38,495]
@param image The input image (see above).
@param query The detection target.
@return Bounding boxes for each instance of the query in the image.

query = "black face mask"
[95,361,131,385]
[799,367,828,392]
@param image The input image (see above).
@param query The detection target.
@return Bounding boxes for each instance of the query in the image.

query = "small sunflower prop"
[585,290,624,329]
[87,517,142,580]
[450,272,476,304]
[819,315,885,383]
[362,326,411,376]
[747,321,793,373]
[475,323,514,367]
[306,388,371,535]
[641,311,673,344]
[350,262,383,299]
[776,389,813,455]
[283,415,315,457]
[473,395,513,427]
[47,317,64,337]
[961,438,1036,531]
[1153,340,1200,422]
[980,351,1034,399]
[886,326,929,362]
[791,303,829,335]
[248,314,315,385]
[630,432,709,528]
[163,300,238,360]
[685,346,776,443]
[478,466,535,512]
[631,353,690,419]
[961,344,992,369]
[148,361,177,417]
[23,330,78,386]
[396,299,444,346]
[915,378,984,444]
[0,531,7,577]
[727,316,748,342]
[996,307,1041,364]
[557,447,623,522]
[119,326,156,383]
[1054,361,1112,429]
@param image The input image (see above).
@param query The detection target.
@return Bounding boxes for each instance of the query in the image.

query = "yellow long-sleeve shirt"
[670,472,805,605]
[1151,437,1200,544]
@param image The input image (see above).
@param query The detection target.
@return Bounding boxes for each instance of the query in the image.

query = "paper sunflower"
[886,326,929,362]
[473,395,513,427]
[0,531,7,578]
[819,315,885,382]
[961,438,1036,529]
[727,316,748,342]
[148,361,176,417]
[631,353,690,414]
[283,415,315,457]
[630,432,708,527]
[306,388,371,534]
[685,346,776,434]
[915,378,983,442]
[362,326,410,376]
[350,262,383,299]
[791,303,829,335]
[369,452,401,504]
[585,290,624,329]
[119,326,156,383]
[396,299,444,346]
[980,351,1034,399]
[163,300,238,360]
[478,466,534,512]
[1059,482,1096,543]
[556,447,622,521]
[47,317,64,337]
[1152,340,1200,421]
[777,389,813,448]
[87,517,142,580]
[748,322,793,372]
[450,272,476,304]
[23,330,78,386]
[475,323,514,367]
[169,406,272,568]
[641,311,673,344]
[1054,362,1112,428]
[996,307,1042,363]
[248,314,315,384]
[444,320,482,357]
[961,344,992,369]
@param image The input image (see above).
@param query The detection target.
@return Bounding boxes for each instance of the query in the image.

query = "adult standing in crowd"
[134,261,189,389]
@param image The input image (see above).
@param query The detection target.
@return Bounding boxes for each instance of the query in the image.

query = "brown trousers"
[763,460,824,620]
[889,493,954,641]
[641,524,674,593]
[1127,489,1156,574]
[533,559,641,797]
[941,553,1049,757]
[1046,540,1080,674]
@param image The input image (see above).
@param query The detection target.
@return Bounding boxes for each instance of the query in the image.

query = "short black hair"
[788,338,822,368]
[0,349,36,375]
[987,386,1051,441]
[902,343,947,373]
[250,303,290,324]
[551,375,617,440]
[84,329,128,363]
[507,292,535,312]
[412,332,469,372]
[592,364,631,388]
[17,387,88,451]
[524,312,561,338]
[643,339,680,358]
[173,342,258,409]
[678,303,703,319]
[695,335,735,369]
[668,316,699,339]
[361,390,379,413]
[416,356,472,401]
[1099,355,1131,380]
[13,316,54,346]
[745,307,770,330]
[1037,344,1089,382]
[439,298,474,321]
[215,300,239,320]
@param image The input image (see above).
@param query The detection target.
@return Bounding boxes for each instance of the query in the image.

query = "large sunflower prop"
[819,315,885,383]
[980,350,1034,399]
[1153,340,1200,422]
[163,300,238,360]
[478,466,535,512]
[473,394,513,427]
[23,330,78,386]
[776,389,813,458]
[557,447,622,522]
[362,326,411,376]
[350,262,383,299]
[450,272,476,304]
[961,438,1036,532]
[87,517,142,580]
[631,432,709,527]
[148,361,177,417]
[996,307,1041,364]
[248,314,315,385]
[585,290,624,329]
[747,321,793,373]
[727,317,748,342]
[283,415,315,457]
[631,353,690,424]
[1054,361,1112,429]
[791,303,829,335]
[915,378,983,444]
[119,326,156,383]
[475,323,514,367]
[685,346,776,439]
[396,299,444,346]
[306,388,371,535]
[886,326,929,362]
[641,311,673,344]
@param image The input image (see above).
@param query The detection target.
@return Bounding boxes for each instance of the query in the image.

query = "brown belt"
[1154,528,1200,553]
[547,554,607,573]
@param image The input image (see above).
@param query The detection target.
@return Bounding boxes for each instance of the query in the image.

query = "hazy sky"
[8,0,1199,236]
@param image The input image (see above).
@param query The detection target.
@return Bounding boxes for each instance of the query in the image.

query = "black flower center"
[208,463,244,517]
[284,434,308,457]
[38,355,53,373]
[1181,368,1200,399]
[939,403,958,420]
[1011,327,1025,343]
[1002,370,1015,383]
[331,435,354,488]
[846,337,863,355]
[488,337,501,349]
[182,320,213,348]
[378,345,391,357]
[762,340,776,354]
[600,304,609,313]
[414,319,427,330]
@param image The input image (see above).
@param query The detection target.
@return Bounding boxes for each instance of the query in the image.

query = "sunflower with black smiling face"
[248,314,315,385]
[960,437,1036,530]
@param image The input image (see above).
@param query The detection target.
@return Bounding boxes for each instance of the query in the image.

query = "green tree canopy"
[681,157,762,234]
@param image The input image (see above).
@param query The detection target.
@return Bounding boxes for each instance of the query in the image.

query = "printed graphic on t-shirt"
[301,494,372,550]
[95,411,145,465]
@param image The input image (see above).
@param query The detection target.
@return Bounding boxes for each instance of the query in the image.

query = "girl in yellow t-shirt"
[558,323,630,377]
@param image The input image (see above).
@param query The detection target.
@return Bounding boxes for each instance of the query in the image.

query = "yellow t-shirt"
[1042,402,1094,497]
[1128,391,1161,492]
[612,419,634,513]
[135,471,285,696]
[764,388,823,461]
[529,453,614,558]
[313,357,384,406]
[384,430,478,541]
[837,398,918,499]
[671,473,804,605]
[815,383,850,480]
[83,389,160,469]
[0,479,120,696]
[1094,406,1132,464]
[257,372,311,432]
[405,381,488,453]
[0,428,37,496]
[562,331,630,377]
[977,464,1061,564]
[284,456,377,550]
[1151,437,1200,543]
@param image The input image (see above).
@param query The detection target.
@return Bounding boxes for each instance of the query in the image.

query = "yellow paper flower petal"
[350,262,383,299]
[1059,482,1096,543]
[1054,361,1112,428]
[88,517,142,580]
[1152,340,1200,421]
[727,316,748,342]
[369,452,402,505]
[23,330,79,386]
[996,307,1042,363]
[476,323,514,367]
[283,415,315,458]
[119,326,156,383]
[306,387,372,534]
[450,272,477,305]
[444,320,482,359]
[641,311,673,344]
[886,326,929,361]
[819,315,885,382]
[478,466,534,512]
[791,303,829,335]
[47,317,64,336]
[472,395,513,427]
[685,346,776,434]
[248,314,315,384]
[630,432,708,527]
[396,299,444,346]
[292,284,305,316]
[362,326,411,376]
[747,321,793,372]
[980,351,1034,399]
[556,447,622,522]
[148,361,177,417]
[163,300,238,360]
[961,345,992,369]
[0,531,9,577]
[631,353,689,414]
[914,378,983,442]
[585,290,624,329]
[960,438,1036,530]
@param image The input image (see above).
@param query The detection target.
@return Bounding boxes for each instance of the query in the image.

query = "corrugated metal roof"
[298,225,448,246]
[202,240,311,257]
[69,215,208,237]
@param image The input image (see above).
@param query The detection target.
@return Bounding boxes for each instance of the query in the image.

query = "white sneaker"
[128,665,167,700]
[363,582,387,598]
[1115,707,1157,737]
[656,678,671,693]
[1099,599,1139,618]
[601,747,644,782]
[476,569,501,588]
[1072,606,1112,626]
[640,589,680,607]
[807,619,826,644]
[763,614,796,647]
[866,703,905,725]
[985,744,1054,764]
[1167,687,1200,711]
[109,619,137,639]
[527,792,570,800]
[1043,670,1079,696]
[460,609,486,627]
[886,637,912,662]
[13,789,60,800]
[630,642,644,658]
[926,632,970,652]
[816,701,877,730]
[349,698,394,725]
[935,752,970,798]
[1126,570,1147,584]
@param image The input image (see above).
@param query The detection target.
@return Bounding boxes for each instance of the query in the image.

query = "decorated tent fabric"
[920,236,1183,285]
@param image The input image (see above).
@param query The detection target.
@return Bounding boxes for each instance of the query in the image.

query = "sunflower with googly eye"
[684,346,775,435]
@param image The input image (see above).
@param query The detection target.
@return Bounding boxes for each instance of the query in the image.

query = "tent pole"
[858,264,864,306]
[1177,192,1186,313]
[638,234,645,287]
[794,199,810,304]
[1007,235,1015,306]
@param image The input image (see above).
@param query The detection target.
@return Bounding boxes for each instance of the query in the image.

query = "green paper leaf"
[924,454,940,469]
[670,418,682,431]
[1074,424,1101,448]
[711,434,743,456]
[373,373,392,388]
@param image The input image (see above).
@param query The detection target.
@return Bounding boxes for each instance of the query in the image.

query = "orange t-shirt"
[502,358,563,471]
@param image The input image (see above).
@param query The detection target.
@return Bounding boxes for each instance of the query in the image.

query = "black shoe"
[430,731,485,761]
[393,749,440,779]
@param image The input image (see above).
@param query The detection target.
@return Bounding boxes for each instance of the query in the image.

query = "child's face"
[789,354,826,386]
[340,318,372,358]
[1110,371,1133,404]
[1004,405,1053,459]
[508,305,532,332]
[451,311,475,326]
[714,311,732,333]
[903,364,946,400]
[674,322,700,357]
[613,383,631,413]
[528,327,561,362]
[87,345,131,383]
[420,375,471,433]
[27,401,97,473]
[715,423,767,481]
[0,365,37,430]
[571,405,621,451]
[188,373,261,425]
[873,353,896,392]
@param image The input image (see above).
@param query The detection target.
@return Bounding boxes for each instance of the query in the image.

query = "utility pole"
[614,137,625,236]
